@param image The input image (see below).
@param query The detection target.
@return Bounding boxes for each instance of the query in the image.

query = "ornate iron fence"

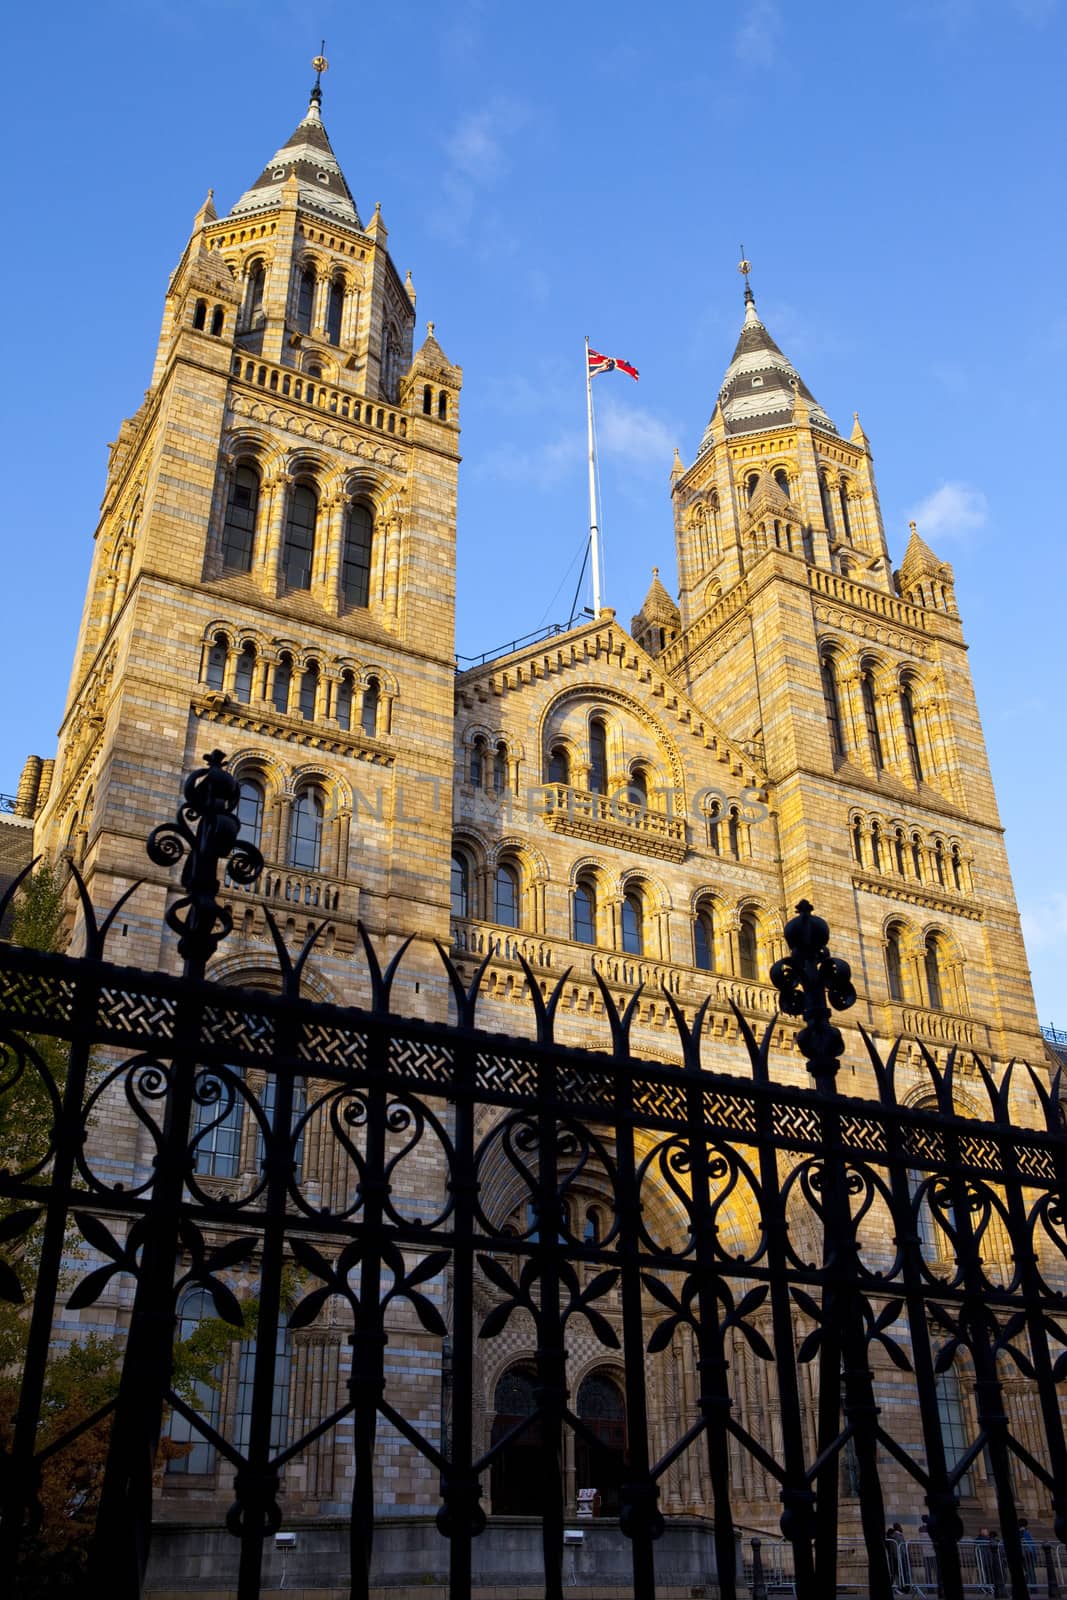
[0,753,1065,1600]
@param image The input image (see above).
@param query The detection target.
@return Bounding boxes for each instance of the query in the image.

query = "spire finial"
[310,43,328,112]
[738,244,754,306]
[909,520,917,536]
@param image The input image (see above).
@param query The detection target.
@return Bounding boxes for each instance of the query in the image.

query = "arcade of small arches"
[449,841,778,982]
[882,919,967,1014]
[199,627,393,741]
[207,448,401,613]
[820,644,938,786]
[850,812,971,894]
[189,296,229,339]
[467,713,681,813]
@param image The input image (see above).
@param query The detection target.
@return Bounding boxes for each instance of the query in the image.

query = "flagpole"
[584,336,602,616]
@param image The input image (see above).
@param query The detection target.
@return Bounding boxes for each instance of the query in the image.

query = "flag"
[588,348,639,381]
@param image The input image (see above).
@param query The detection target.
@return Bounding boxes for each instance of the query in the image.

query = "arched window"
[167,1288,221,1474]
[819,474,836,536]
[283,483,317,590]
[191,1063,243,1177]
[693,904,715,972]
[589,719,608,794]
[325,277,344,345]
[851,817,864,866]
[335,672,354,732]
[861,669,884,769]
[935,1366,974,1497]
[583,1207,601,1244]
[290,789,323,872]
[245,261,265,325]
[361,677,380,738]
[450,852,470,919]
[894,828,906,876]
[628,767,649,808]
[621,890,643,955]
[237,778,264,850]
[924,935,944,1011]
[490,1365,542,1515]
[574,877,597,945]
[438,391,448,421]
[469,736,486,788]
[547,745,569,785]
[210,306,224,336]
[738,911,759,982]
[821,655,845,760]
[911,834,924,880]
[933,840,946,886]
[493,742,508,794]
[235,1317,292,1458]
[233,642,255,704]
[951,845,963,891]
[295,267,315,333]
[885,924,904,1002]
[838,482,853,540]
[422,385,432,415]
[193,298,207,330]
[870,821,882,873]
[708,802,722,855]
[575,1372,627,1517]
[901,682,924,785]
[342,502,373,609]
[774,468,790,499]
[745,472,759,502]
[299,661,319,721]
[494,862,519,928]
[727,806,741,859]
[205,634,228,690]
[222,464,259,572]
[272,653,292,715]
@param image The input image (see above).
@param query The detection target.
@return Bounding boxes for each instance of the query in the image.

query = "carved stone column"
[262,472,292,596]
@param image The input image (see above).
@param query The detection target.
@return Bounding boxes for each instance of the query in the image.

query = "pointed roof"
[229,87,362,228]
[899,522,947,580]
[632,567,681,634]
[699,285,836,452]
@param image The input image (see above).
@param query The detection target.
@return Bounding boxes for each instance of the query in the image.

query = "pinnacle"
[699,287,837,451]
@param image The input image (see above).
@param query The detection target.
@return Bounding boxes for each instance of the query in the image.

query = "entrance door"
[574,1371,627,1516]
[489,1364,543,1515]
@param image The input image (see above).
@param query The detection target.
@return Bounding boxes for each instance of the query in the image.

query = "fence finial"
[770,900,856,1087]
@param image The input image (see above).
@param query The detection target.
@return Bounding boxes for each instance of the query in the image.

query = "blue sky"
[3,1,1065,1023]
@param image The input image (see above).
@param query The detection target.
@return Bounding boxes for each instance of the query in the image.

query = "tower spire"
[738,245,754,307]
[309,45,328,120]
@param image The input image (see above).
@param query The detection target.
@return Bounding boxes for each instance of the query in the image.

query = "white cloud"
[597,399,676,468]
[474,431,582,487]
[1021,891,1067,953]
[907,481,988,540]
[431,97,530,245]
[734,0,783,65]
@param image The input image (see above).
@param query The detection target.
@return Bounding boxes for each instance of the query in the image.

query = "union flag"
[588,348,639,381]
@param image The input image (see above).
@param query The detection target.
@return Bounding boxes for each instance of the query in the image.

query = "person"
[886,1522,910,1592]
[1018,1518,1037,1585]
[975,1527,994,1588]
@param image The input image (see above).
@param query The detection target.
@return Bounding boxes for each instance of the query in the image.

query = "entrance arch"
[574,1369,627,1516]
[489,1363,542,1515]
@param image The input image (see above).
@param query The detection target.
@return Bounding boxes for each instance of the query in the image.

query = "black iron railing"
[0,754,1065,1600]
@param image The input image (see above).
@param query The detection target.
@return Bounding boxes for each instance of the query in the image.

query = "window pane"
[621,894,642,955]
[547,746,568,785]
[290,791,323,871]
[342,504,373,608]
[296,268,315,332]
[574,883,596,944]
[325,278,343,345]
[451,853,469,919]
[222,466,258,572]
[739,916,758,981]
[361,680,380,738]
[235,1318,292,1457]
[299,665,318,721]
[495,864,518,927]
[589,721,607,793]
[192,1064,243,1177]
[335,675,353,732]
[167,1289,220,1474]
[273,658,292,715]
[205,640,227,690]
[237,781,264,850]
[234,644,255,704]
[283,485,316,590]
[694,913,713,971]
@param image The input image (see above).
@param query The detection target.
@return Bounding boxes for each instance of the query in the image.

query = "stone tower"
[33,72,462,1003]
[664,274,1038,1060]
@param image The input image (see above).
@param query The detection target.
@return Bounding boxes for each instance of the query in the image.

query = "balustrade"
[230,354,408,439]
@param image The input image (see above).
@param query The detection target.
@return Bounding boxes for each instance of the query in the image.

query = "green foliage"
[10,860,65,954]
